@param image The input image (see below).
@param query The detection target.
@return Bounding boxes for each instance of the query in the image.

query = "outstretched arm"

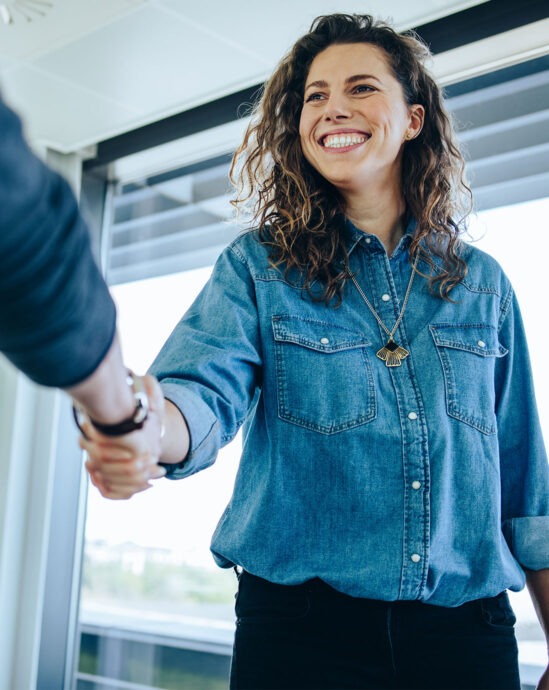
[80,239,262,499]
[67,335,136,424]
[0,96,118,388]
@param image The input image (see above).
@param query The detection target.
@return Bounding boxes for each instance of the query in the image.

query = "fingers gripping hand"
[80,375,167,500]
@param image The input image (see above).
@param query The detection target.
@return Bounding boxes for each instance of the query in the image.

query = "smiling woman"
[231,13,470,309]
[299,43,424,217]
[81,13,549,690]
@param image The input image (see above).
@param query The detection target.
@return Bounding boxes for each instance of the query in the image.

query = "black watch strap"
[73,371,149,438]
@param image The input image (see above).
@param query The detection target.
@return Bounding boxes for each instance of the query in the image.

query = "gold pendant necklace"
[347,254,419,368]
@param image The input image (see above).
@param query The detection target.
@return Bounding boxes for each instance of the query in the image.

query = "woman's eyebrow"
[304,79,329,92]
[304,74,382,92]
[346,73,382,85]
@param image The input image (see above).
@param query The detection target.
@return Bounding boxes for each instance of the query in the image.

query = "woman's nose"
[323,95,351,120]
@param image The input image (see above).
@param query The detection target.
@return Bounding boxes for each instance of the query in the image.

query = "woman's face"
[299,42,424,198]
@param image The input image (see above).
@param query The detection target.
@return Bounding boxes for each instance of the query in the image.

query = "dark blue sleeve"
[0,96,116,387]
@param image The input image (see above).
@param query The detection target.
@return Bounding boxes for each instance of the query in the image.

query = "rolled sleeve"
[150,238,262,481]
[159,382,220,479]
[503,517,549,570]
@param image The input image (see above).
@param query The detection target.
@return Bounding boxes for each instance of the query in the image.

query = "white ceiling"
[0,0,494,153]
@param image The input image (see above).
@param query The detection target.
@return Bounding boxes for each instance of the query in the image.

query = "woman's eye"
[305,92,324,102]
[353,84,375,94]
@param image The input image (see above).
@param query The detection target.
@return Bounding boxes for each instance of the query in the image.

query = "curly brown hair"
[230,13,471,303]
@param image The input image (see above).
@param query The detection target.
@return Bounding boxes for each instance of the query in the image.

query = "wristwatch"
[73,370,149,438]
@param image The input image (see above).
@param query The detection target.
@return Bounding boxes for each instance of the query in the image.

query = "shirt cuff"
[503,516,549,570]
[158,381,220,479]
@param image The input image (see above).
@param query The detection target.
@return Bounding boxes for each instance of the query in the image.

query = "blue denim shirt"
[151,220,549,607]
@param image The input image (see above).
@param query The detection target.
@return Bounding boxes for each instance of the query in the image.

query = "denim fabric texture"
[151,219,549,607]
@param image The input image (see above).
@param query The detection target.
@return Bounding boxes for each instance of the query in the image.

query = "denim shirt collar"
[342,215,417,262]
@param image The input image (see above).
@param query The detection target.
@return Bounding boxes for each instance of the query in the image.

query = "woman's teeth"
[323,134,367,148]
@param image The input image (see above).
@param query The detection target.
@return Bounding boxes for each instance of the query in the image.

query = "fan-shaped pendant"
[376,339,409,367]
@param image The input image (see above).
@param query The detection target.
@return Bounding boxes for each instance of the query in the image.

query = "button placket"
[355,249,430,598]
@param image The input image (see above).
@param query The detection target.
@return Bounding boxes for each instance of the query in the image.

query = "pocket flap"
[430,323,507,357]
[272,315,371,353]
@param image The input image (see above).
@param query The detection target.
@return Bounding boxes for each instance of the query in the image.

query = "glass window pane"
[77,267,240,689]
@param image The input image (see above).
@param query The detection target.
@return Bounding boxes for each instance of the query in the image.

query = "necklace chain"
[346,254,419,367]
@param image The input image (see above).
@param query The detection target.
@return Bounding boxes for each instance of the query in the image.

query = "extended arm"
[67,335,134,423]
[0,95,116,388]
[80,241,262,498]
[0,96,169,466]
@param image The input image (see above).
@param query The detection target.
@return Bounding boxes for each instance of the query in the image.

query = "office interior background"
[0,0,548,688]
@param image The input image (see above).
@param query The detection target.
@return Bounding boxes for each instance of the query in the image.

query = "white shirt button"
[320,337,330,345]
[411,553,421,563]
[381,293,391,302]
[411,481,421,490]
[365,237,371,244]
[407,411,418,420]
[477,340,486,348]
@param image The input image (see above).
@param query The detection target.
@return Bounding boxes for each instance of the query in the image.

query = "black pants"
[230,571,521,690]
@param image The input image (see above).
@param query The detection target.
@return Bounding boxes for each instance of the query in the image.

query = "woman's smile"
[319,130,370,151]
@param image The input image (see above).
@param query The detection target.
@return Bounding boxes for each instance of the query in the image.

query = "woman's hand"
[79,375,167,500]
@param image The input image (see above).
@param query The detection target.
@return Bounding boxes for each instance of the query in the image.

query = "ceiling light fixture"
[0,0,53,25]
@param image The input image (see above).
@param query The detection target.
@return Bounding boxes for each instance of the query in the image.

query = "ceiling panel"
[157,0,488,63]
[0,0,146,60]
[0,65,138,149]
[33,4,269,113]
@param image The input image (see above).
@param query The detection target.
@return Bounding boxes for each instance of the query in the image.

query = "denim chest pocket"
[272,315,376,434]
[430,323,508,435]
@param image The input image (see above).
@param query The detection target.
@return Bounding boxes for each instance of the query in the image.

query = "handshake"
[75,374,167,500]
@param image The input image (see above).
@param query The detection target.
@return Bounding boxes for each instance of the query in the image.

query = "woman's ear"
[407,104,425,140]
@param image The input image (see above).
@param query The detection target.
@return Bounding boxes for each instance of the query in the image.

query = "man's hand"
[79,375,167,499]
